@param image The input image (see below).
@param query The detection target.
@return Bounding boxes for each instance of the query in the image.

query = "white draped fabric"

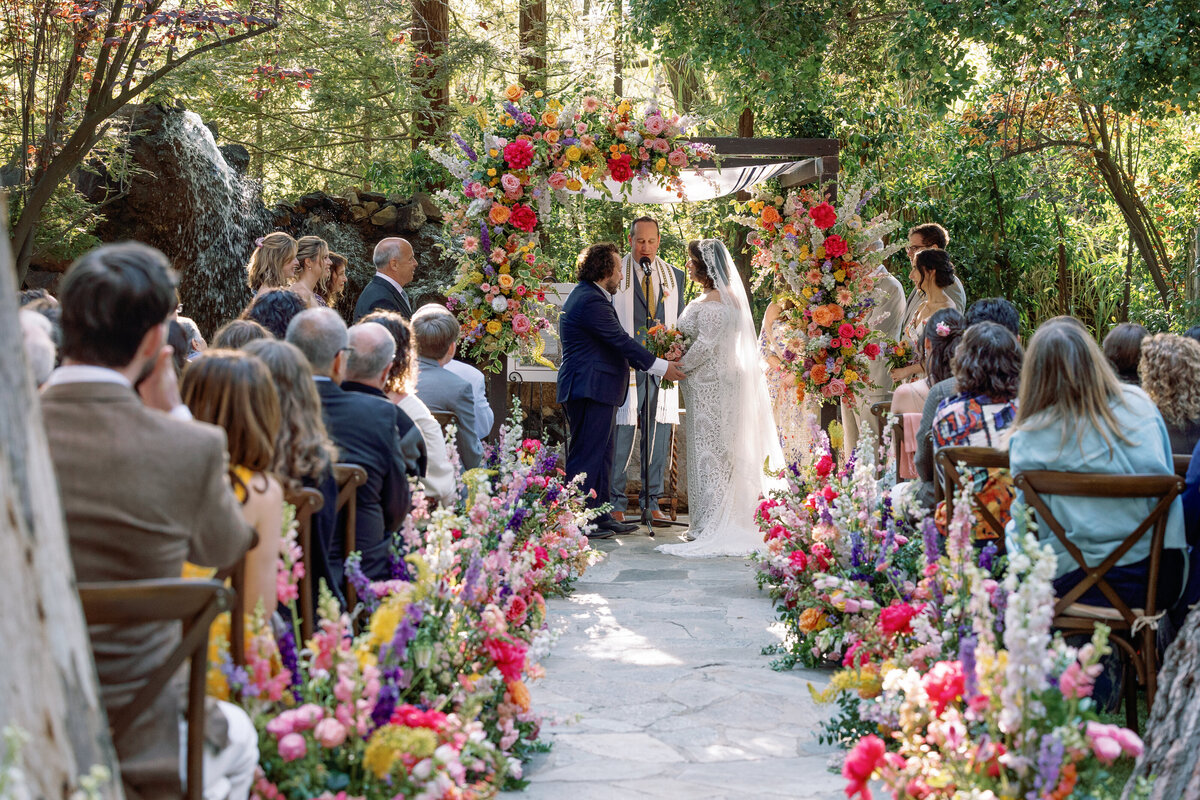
[579,161,816,205]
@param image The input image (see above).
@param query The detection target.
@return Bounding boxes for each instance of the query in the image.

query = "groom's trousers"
[563,397,618,525]
[610,373,671,513]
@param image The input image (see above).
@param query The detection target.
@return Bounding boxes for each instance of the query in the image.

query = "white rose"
[491,296,509,313]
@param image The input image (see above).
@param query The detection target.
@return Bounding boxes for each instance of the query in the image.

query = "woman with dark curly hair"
[239,288,308,339]
[1138,332,1200,453]
[891,307,966,479]
[930,322,1023,540]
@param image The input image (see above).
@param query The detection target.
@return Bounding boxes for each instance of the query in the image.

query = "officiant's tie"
[643,272,657,320]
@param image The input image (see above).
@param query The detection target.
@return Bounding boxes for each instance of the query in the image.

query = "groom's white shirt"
[593,281,669,379]
[613,254,681,425]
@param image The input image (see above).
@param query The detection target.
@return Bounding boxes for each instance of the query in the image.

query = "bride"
[657,239,784,557]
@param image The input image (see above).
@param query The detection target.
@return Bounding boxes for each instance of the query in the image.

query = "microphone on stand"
[639,256,652,276]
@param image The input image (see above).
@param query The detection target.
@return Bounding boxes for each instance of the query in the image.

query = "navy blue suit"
[557,282,657,521]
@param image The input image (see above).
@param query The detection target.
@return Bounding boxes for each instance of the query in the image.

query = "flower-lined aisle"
[225,411,600,799]
[755,430,1147,799]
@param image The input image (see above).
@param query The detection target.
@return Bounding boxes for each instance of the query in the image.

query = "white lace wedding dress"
[657,241,784,558]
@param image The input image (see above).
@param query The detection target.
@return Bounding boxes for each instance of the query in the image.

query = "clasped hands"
[664,360,686,383]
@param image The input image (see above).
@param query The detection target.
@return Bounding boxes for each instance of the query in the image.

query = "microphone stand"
[639,259,655,537]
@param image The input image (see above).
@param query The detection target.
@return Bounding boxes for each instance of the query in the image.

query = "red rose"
[878,601,925,637]
[815,454,833,477]
[838,323,855,339]
[607,154,633,182]
[509,203,538,232]
[503,139,535,169]
[809,201,837,230]
[864,342,881,359]
[823,234,848,257]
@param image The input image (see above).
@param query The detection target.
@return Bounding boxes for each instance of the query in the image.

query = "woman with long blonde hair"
[181,349,284,617]
[290,235,331,308]
[247,232,299,297]
[1009,317,1185,612]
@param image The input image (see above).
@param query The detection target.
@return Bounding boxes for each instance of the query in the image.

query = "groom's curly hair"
[576,242,620,284]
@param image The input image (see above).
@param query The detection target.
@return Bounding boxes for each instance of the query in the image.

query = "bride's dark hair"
[687,240,715,289]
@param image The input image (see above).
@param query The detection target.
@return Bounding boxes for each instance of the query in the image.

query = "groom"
[558,242,686,538]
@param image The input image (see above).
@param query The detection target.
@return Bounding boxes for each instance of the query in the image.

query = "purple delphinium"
[218,652,253,698]
[508,506,530,531]
[503,101,522,122]
[452,133,478,162]
[978,541,998,572]
[479,221,491,253]
[344,553,378,614]
[277,626,302,697]
[371,683,398,729]
[873,523,896,571]
[1028,733,1064,800]
[958,633,978,698]
[921,517,941,565]
[462,557,483,605]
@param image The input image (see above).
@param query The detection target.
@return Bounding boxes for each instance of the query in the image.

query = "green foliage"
[816,690,875,749]
[363,150,448,197]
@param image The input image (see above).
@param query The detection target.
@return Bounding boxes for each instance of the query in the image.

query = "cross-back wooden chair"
[431,411,458,433]
[78,578,233,800]
[1014,470,1183,729]
[936,446,1012,551]
[333,463,368,609]
[283,486,325,641]
[869,400,902,475]
[1172,453,1190,478]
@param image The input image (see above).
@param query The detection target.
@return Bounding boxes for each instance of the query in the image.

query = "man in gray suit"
[609,217,686,525]
[902,223,966,329]
[843,241,906,452]
[411,304,482,469]
[41,243,258,800]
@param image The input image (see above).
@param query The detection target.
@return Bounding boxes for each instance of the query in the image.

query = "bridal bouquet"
[883,337,916,371]
[735,179,904,405]
[645,324,688,388]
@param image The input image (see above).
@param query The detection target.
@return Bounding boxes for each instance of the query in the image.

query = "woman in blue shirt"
[1008,318,1186,612]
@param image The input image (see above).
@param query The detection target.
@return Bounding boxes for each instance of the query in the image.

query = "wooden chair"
[1014,470,1184,729]
[936,446,1012,549]
[78,579,233,800]
[283,486,325,641]
[432,411,458,433]
[333,463,368,609]
[1173,453,1190,478]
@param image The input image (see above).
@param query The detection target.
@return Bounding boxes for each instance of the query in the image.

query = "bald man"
[355,237,416,321]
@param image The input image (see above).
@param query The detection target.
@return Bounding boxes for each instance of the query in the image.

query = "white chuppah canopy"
[579,158,828,204]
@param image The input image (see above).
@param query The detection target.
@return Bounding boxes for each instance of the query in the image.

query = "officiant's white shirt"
[594,281,668,378]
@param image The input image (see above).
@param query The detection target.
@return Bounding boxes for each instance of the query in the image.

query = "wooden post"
[0,198,124,797]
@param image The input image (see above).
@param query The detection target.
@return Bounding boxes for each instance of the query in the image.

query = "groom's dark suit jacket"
[557,281,657,406]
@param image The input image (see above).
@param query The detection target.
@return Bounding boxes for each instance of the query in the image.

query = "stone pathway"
[504,529,846,799]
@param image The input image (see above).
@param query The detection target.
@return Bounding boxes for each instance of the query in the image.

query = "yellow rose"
[565,178,582,191]
[488,148,499,157]
[534,90,544,98]
[656,157,667,171]
[498,274,515,290]
[487,168,496,177]
[504,83,524,102]
[486,320,502,335]
[616,100,631,114]
[580,165,594,180]
[541,111,559,127]
[565,145,582,161]
[504,118,515,127]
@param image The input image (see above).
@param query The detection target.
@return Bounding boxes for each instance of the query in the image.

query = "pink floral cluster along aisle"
[753,427,1149,800]
[220,409,601,800]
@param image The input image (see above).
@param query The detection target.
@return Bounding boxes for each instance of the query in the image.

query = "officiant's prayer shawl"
[615,253,680,426]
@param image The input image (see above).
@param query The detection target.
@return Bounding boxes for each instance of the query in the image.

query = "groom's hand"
[664,361,686,382]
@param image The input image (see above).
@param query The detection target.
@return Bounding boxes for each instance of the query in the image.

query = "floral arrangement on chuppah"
[735,180,904,404]
[430,85,713,371]
[211,409,601,799]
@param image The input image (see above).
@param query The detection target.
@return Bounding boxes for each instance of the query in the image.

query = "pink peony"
[266,712,295,739]
[547,171,568,190]
[824,234,849,258]
[509,204,538,232]
[1113,727,1144,758]
[511,314,532,335]
[843,734,886,799]
[788,549,808,571]
[652,138,671,153]
[278,732,308,762]
[878,601,923,637]
[502,139,535,169]
[607,154,634,182]
[809,201,837,230]
[313,718,347,749]
[815,454,834,477]
[667,149,688,167]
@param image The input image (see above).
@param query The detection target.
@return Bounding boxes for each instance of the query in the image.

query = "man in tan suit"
[41,243,257,800]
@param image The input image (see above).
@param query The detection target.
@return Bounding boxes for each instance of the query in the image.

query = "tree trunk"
[612,0,623,97]
[663,57,704,114]
[410,0,449,145]
[518,0,547,93]
[1123,609,1200,798]
[0,200,123,798]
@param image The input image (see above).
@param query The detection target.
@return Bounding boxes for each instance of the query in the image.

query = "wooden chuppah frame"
[483,136,842,440]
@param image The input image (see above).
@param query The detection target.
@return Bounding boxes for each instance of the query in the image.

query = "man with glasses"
[902,223,966,330]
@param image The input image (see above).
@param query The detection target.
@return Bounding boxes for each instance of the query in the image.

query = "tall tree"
[518,0,546,92]
[412,0,449,144]
[1,0,281,281]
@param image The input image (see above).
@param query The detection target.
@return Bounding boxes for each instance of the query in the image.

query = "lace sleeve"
[680,302,730,374]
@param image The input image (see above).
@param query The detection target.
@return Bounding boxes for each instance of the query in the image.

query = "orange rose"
[811,305,835,327]
[826,303,845,322]
[489,203,511,225]
[810,363,829,384]
[544,129,560,144]
[503,84,524,102]
[541,110,559,127]
[761,206,782,226]
[797,607,829,634]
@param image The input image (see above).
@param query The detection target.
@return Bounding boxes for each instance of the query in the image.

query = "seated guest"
[318,251,349,309]
[1184,325,1200,346]
[416,294,494,441]
[290,235,332,308]
[411,304,482,469]
[286,308,412,584]
[181,350,284,617]
[914,298,1020,507]
[342,321,427,480]
[247,231,299,298]
[240,287,308,339]
[19,287,57,310]
[1101,322,1147,385]
[243,338,345,608]
[21,309,57,387]
[211,318,271,350]
[174,310,207,356]
[1138,333,1200,454]
[41,242,257,799]
[355,237,416,320]
[891,308,964,479]
[363,310,457,507]
[1009,318,1186,613]
[931,322,1022,541]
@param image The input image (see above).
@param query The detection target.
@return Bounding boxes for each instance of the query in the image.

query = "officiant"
[609,216,687,526]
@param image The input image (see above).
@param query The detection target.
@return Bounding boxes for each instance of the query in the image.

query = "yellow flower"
[798,246,810,261]
[469,271,484,284]
[487,168,496,177]
[815,246,825,259]
[534,89,544,98]
[565,145,582,161]
[655,157,667,171]
[364,725,439,779]
[580,165,594,180]
[841,346,855,357]
[616,100,631,114]
[833,269,846,282]
[488,148,499,157]
[498,273,515,290]
[548,98,562,111]
[802,287,814,298]
[486,320,502,335]
[844,369,859,383]
[499,264,511,274]
[565,178,582,191]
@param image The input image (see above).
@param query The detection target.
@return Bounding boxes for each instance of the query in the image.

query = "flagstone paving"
[503,528,847,799]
